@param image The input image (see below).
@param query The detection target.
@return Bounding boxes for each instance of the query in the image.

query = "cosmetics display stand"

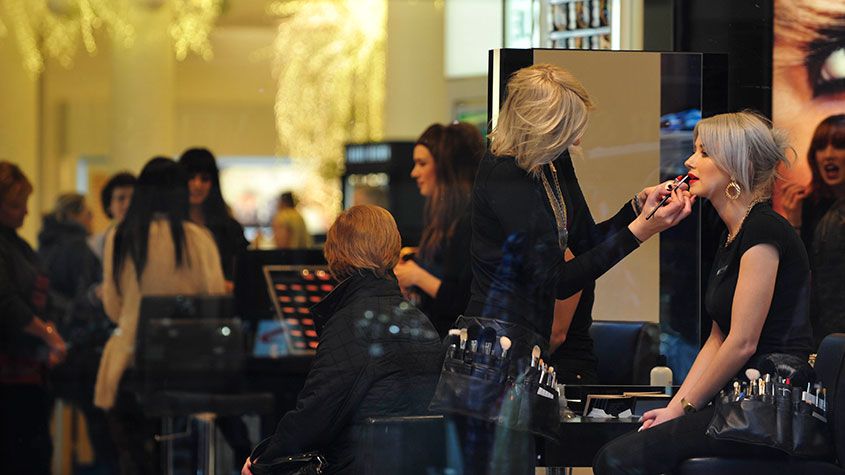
[261,265,335,355]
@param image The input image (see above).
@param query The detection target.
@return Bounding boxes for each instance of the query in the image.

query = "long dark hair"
[416,122,484,260]
[112,157,189,290]
[808,114,845,203]
[178,148,231,226]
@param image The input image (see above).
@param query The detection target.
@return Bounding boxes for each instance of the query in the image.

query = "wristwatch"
[681,397,697,414]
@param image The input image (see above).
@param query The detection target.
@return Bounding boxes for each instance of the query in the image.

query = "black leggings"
[592,405,786,474]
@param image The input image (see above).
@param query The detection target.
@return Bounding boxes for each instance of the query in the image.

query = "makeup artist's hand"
[241,457,253,475]
[639,403,684,431]
[636,179,690,211]
[628,184,694,242]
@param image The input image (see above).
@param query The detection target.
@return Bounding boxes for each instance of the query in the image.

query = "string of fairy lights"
[0,0,221,75]
[0,0,387,219]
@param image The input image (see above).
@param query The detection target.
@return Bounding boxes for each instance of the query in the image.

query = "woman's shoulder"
[739,203,801,254]
[745,203,793,235]
[183,221,216,244]
[479,152,524,179]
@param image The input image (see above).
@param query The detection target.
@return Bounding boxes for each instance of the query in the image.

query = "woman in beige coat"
[94,157,225,473]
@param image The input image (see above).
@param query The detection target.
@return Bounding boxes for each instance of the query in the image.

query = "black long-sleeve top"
[465,150,640,340]
[207,215,248,282]
[0,226,49,384]
[268,272,442,474]
[417,208,473,337]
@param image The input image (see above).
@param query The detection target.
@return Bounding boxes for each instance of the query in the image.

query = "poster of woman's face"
[773,0,845,215]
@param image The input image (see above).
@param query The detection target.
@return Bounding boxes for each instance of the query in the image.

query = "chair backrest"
[361,415,459,474]
[814,333,845,465]
[589,320,660,385]
[137,295,244,392]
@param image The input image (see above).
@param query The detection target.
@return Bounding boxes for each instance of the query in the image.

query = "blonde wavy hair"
[324,205,401,281]
[489,64,594,176]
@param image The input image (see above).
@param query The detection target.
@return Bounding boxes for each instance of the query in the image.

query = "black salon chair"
[589,320,660,385]
[361,415,458,474]
[674,333,845,475]
[135,295,275,474]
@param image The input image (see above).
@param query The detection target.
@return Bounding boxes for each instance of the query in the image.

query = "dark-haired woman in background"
[394,122,483,337]
[781,115,845,253]
[179,148,248,288]
[94,157,226,473]
[90,172,136,261]
[782,115,845,347]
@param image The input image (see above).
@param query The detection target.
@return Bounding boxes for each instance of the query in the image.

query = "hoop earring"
[725,180,741,200]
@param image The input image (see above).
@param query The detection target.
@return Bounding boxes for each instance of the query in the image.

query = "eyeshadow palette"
[262,265,335,355]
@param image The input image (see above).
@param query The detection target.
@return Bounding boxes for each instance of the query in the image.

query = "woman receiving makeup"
[594,111,815,474]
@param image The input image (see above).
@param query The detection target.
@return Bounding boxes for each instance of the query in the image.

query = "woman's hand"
[780,181,808,227]
[394,259,442,299]
[241,457,253,475]
[639,403,684,431]
[628,182,695,242]
[394,259,422,289]
[44,322,67,368]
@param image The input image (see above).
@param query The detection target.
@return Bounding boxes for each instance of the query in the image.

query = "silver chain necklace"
[725,197,767,246]
[540,162,569,251]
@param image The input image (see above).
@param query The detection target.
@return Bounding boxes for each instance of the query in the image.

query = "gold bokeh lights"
[0,0,222,75]
[271,0,387,220]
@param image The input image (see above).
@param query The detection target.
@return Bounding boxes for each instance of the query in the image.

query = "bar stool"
[135,296,275,474]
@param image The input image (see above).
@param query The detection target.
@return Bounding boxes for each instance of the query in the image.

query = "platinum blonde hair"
[693,111,791,198]
[489,64,594,177]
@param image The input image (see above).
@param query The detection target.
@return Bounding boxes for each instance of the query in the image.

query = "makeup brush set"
[430,318,561,439]
[706,367,832,458]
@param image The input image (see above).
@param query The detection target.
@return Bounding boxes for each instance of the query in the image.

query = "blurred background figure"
[39,192,118,473]
[781,114,845,254]
[39,193,98,306]
[0,161,67,475]
[94,157,228,474]
[272,191,312,249]
[393,122,483,337]
[781,115,845,348]
[179,147,249,288]
[90,172,136,261]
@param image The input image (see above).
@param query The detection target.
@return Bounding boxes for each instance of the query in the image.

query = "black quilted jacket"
[269,271,443,474]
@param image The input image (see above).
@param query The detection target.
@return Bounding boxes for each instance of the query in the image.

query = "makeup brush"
[467,324,481,353]
[499,336,512,359]
[646,174,690,220]
[479,327,497,355]
[447,329,461,358]
[531,345,541,368]
[459,328,468,350]
[745,368,760,396]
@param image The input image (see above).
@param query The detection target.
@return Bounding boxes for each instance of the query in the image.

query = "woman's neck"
[189,205,205,226]
[711,193,755,237]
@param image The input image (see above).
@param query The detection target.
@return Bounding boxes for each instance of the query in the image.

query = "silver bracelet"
[631,194,643,215]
